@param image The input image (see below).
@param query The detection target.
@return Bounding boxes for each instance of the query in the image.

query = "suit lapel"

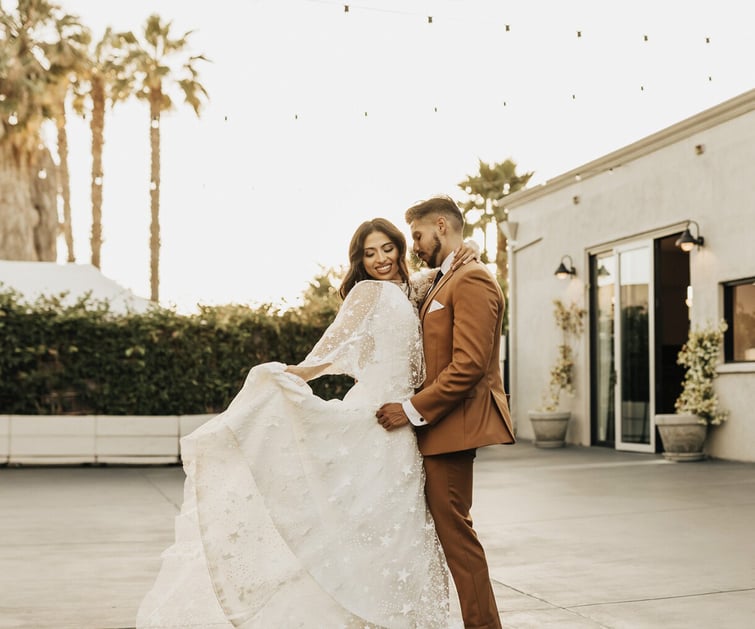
[420,268,453,320]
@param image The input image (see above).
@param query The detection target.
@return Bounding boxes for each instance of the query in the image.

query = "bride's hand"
[285,363,331,382]
[452,239,481,270]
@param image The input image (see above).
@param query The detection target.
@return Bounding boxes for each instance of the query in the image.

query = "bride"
[136,218,475,628]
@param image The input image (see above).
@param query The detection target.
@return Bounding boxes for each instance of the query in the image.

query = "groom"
[377,195,515,629]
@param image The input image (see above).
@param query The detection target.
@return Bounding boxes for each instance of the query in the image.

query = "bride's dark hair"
[339,218,411,299]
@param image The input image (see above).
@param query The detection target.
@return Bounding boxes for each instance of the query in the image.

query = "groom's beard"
[418,236,443,269]
[427,235,442,269]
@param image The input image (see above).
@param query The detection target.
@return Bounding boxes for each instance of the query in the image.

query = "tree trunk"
[149,91,161,303]
[56,105,75,262]
[0,143,58,261]
[90,76,105,269]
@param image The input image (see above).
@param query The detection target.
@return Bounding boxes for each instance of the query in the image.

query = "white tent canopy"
[0,261,153,314]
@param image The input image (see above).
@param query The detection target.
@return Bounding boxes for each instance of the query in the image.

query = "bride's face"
[362,231,401,282]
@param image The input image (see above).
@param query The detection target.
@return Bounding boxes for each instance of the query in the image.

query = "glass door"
[614,242,655,452]
[590,253,616,445]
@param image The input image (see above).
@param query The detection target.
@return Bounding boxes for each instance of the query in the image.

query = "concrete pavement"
[1,442,753,628]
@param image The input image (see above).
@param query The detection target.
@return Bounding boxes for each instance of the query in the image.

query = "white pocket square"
[428,299,445,313]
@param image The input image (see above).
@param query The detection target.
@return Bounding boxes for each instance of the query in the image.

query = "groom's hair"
[405,195,464,232]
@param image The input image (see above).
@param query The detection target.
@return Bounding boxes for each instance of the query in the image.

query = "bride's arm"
[285,281,381,381]
[452,239,481,270]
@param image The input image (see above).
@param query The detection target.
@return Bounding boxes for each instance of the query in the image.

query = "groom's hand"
[376,403,409,431]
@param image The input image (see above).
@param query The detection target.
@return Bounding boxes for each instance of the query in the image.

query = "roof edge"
[503,88,755,209]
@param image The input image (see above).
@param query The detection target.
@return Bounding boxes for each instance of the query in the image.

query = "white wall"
[507,101,755,461]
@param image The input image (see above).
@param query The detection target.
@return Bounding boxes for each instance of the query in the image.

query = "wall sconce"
[675,220,705,252]
[555,255,576,279]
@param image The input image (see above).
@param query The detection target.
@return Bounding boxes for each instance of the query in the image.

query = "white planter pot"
[527,410,570,448]
[655,413,708,462]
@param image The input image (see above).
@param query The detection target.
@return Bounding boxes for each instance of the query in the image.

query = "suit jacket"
[412,261,515,456]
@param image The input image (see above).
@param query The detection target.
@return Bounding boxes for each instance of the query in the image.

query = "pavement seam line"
[569,586,755,609]
[492,579,612,628]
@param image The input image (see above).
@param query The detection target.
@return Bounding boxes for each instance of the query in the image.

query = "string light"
[275,3,737,122]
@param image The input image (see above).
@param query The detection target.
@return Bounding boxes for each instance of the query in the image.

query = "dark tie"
[431,269,443,289]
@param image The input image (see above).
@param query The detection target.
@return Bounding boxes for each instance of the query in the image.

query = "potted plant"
[528,299,586,448]
[656,320,728,461]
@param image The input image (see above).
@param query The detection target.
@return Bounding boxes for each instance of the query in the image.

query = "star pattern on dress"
[142,283,451,628]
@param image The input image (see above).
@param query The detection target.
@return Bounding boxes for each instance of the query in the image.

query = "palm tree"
[45,12,92,263]
[0,0,65,262]
[457,159,533,296]
[123,14,209,302]
[72,28,134,269]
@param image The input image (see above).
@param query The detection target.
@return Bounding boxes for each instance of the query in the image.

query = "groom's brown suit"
[412,260,514,629]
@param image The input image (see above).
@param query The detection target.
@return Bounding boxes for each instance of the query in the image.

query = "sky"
[50,0,755,312]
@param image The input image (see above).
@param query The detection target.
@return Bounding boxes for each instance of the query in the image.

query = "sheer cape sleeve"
[293,281,382,382]
[293,280,425,390]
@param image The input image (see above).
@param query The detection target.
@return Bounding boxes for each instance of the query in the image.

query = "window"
[723,278,755,362]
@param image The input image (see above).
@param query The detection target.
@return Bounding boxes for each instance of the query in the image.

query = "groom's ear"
[436,215,448,234]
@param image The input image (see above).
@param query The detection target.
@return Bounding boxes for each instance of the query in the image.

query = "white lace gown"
[136,280,451,628]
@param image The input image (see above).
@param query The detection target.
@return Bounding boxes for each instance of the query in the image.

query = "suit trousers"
[423,450,502,629]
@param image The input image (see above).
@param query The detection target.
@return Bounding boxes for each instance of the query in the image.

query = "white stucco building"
[504,88,755,462]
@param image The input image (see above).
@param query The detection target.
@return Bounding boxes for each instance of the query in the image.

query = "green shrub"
[0,289,351,415]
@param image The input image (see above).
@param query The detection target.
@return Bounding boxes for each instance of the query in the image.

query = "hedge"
[0,289,351,415]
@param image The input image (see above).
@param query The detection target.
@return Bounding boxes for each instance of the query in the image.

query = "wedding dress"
[136,279,450,628]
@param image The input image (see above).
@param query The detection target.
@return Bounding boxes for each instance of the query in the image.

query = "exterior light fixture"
[555,255,576,279]
[675,220,705,252]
